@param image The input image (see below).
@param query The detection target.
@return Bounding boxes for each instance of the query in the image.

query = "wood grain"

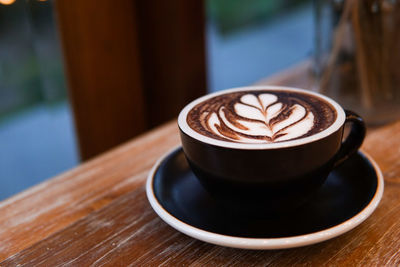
[1,63,400,265]
[1,120,400,266]
[0,121,180,262]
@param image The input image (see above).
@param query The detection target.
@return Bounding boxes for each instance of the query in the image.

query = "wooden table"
[1,69,400,265]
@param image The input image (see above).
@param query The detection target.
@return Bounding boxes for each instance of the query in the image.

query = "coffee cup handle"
[334,110,366,168]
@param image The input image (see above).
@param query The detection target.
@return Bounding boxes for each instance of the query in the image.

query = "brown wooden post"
[55,0,206,160]
[135,0,207,128]
[55,0,147,160]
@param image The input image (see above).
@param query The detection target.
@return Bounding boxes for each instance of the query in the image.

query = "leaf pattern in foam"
[206,93,315,143]
[258,94,278,110]
[235,94,280,123]
[274,111,314,142]
[271,104,306,133]
[265,102,283,125]
[235,103,265,121]
[219,108,272,136]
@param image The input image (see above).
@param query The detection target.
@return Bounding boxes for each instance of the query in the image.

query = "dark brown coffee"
[186,90,337,144]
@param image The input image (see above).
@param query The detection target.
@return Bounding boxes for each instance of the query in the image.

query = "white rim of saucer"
[146,146,384,250]
[178,86,346,149]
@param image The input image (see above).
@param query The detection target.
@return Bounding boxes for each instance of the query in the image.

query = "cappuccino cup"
[178,86,366,214]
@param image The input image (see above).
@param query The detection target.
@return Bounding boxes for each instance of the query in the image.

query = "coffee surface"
[186,90,337,144]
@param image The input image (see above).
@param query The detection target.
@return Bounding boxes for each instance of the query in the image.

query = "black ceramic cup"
[178,86,366,215]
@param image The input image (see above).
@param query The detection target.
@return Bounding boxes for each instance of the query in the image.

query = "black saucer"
[147,147,383,249]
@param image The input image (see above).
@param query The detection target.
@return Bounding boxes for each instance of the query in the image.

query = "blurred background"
[0,0,313,200]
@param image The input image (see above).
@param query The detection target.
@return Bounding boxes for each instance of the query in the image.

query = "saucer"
[146,146,384,250]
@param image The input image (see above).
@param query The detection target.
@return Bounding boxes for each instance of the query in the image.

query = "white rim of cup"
[146,146,384,250]
[178,86,346,149]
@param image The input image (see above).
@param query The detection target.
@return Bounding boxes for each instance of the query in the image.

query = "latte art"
[206,93,314,143]
[187,90,337,144]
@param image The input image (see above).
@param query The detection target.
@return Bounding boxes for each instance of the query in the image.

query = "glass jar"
[314,0,400,125]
